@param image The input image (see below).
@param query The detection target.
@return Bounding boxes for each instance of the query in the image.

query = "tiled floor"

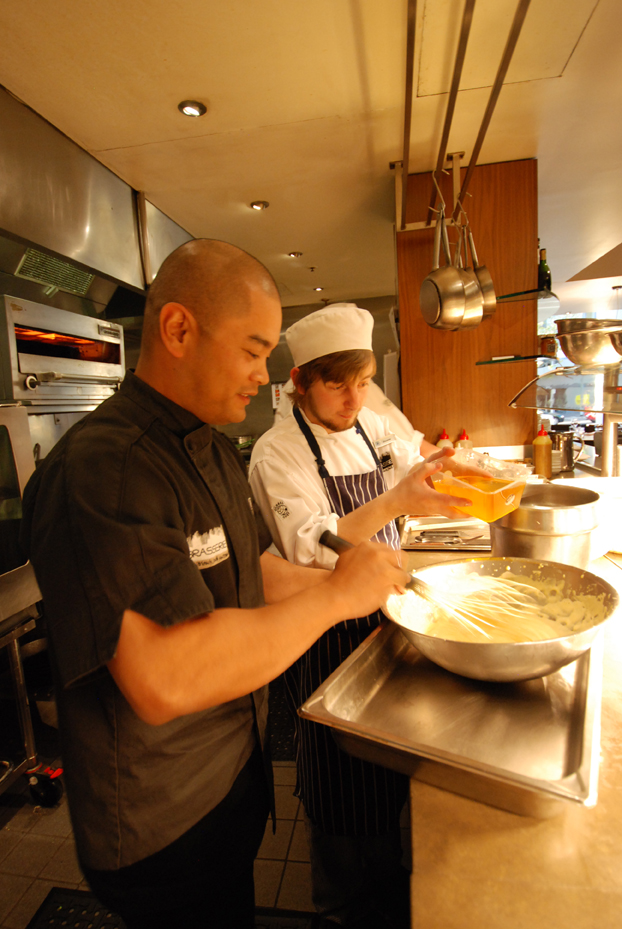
[0,758,411,928]
[0,753,84,929]
[255,762,314,911]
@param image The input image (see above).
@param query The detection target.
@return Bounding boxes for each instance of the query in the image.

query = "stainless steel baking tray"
[400,516,491,551]
[299,622,603,818]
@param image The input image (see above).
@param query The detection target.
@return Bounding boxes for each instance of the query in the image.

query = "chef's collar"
[120,370,211,440]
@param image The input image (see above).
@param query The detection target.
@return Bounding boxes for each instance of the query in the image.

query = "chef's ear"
[159,302,198,358]
[290,367,305,397]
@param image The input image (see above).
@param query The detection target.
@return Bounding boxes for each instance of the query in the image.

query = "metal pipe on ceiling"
[451,0,533,222]
[135,191,153,288]
[399,0,417,231]
[426,0,477,225]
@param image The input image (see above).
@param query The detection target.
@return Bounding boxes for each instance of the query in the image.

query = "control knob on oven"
[24,375,39,390]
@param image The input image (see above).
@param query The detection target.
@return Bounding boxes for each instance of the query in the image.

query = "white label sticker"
[374,434,397,449]
[187,527,230,569]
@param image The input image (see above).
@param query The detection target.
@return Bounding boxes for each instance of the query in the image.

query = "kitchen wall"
[397,159,538,448]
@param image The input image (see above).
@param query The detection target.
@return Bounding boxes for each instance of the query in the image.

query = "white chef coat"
[248,406,424,569]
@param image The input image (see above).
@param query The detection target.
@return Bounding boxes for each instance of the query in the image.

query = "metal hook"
[453,194,472,225]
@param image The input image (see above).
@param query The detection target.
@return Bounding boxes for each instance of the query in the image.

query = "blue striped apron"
[285,408,409,835]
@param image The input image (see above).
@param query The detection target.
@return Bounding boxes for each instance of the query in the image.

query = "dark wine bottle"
[538,248,552,291]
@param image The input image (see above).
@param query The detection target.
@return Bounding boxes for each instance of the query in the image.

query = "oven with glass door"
[0,294,124,412]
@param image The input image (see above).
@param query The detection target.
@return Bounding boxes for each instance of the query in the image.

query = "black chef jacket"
[20,371,272,870]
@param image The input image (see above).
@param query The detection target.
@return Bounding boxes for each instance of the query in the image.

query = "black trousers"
[83,746,270,929]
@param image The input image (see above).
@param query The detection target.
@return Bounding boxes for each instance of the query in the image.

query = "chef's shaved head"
[141,239,279,349]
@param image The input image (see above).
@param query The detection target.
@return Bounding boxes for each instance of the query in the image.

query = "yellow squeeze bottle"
[533,426,552,479]
[436,429,453,449]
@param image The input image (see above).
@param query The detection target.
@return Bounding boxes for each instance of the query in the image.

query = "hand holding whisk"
[319,531,558,644]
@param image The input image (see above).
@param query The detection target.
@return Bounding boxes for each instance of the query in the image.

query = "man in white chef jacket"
[249,303,471,929]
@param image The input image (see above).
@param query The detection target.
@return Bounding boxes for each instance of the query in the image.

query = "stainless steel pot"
[489,483,600,568]
[466,222,496,317]
[453,224,484,330]
[389,556,618,682]
[419,208,465,330]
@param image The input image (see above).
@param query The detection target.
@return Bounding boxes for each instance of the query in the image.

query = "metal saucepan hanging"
[419,205,465,330]
[452,222,484,329]
[419,179,465,331]
[465,219,496,317]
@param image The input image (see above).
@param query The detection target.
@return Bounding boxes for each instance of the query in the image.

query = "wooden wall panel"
[397,159,538,448]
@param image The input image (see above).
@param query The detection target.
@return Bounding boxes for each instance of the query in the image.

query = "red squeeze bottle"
[455,430,473,449]
[436,429,453,449]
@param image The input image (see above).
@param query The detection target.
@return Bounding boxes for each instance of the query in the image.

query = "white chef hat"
[285,303,374,367]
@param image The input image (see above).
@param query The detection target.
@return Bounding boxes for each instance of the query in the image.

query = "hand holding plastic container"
[431,449,530,523]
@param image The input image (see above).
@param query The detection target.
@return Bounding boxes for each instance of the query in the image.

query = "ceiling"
[0,0,621,312]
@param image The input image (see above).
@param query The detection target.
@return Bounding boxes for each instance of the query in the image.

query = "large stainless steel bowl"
[386,556,618,683]
[556,318,622,366]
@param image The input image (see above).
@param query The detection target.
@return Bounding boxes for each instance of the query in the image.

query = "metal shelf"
[508,363,622,415]
[497,288,559,303]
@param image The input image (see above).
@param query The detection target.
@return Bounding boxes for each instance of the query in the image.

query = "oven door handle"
[35,372,122,386]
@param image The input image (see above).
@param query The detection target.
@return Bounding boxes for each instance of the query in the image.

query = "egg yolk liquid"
[434,475,525,523]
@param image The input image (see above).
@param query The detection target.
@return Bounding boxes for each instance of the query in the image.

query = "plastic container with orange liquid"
[430,449,530,523]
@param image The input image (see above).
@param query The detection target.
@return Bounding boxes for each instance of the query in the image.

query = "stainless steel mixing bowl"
[555,318,622,366]
[386,556,619,683]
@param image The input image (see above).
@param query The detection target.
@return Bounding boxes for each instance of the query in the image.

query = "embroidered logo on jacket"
[187,527,229,569]
[273,501,290,519]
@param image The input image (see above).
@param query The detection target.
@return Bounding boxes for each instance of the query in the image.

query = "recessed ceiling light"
[288,251,303,258]
[250,200,269,210]
[314,287,324,292]
[177,100,207,117]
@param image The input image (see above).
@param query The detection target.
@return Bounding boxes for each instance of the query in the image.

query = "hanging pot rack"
[394,0,533,233]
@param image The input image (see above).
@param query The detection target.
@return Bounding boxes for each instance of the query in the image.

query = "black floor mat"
[26,887,126,928]
[26,887,315,928]
[255,908,315,928]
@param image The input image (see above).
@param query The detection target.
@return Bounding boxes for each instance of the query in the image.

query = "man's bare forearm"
[108,542,408,726]
[260,550,327,603]
[336,494,399,545]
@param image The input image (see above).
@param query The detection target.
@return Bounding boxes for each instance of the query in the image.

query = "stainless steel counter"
[405,551,622,928]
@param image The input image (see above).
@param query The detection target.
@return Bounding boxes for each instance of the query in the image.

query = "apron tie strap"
[293,407,330,480]
[355,421,382,469]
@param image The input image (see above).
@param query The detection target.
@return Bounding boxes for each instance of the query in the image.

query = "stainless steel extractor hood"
[0,85,192,320]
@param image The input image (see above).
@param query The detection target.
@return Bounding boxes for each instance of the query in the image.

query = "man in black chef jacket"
[20,239,409,929]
